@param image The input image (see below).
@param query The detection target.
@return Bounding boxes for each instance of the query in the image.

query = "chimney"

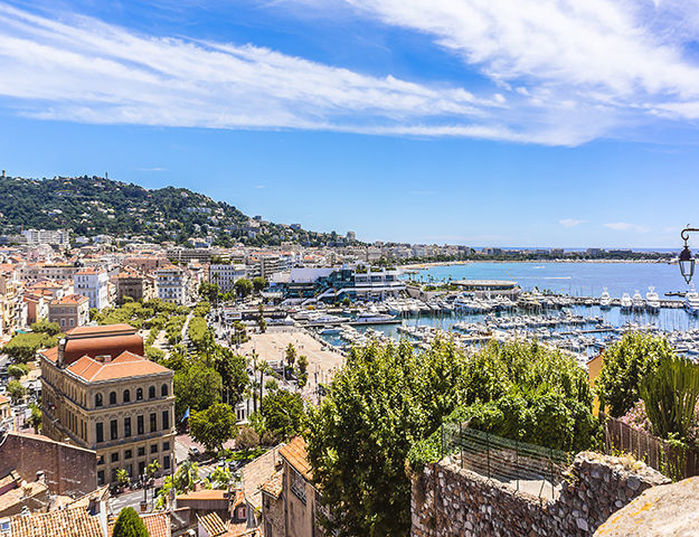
[57,338,67,367]
[87,496,101,515]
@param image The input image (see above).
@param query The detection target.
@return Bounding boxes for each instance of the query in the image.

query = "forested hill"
[0,175,351,247]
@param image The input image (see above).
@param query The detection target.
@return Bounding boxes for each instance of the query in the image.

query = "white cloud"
[559,218,587,228]
[604,222,650,233]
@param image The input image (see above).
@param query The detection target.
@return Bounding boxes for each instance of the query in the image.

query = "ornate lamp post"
[679,227,699,284]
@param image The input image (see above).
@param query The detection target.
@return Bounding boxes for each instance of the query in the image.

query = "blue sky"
[1,0,699,248]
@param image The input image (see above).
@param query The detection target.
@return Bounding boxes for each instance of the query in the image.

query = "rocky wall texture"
[411,452,669,537]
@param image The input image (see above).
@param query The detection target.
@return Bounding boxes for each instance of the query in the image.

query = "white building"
[20,228,70,247]
[155,265,188,305]
[73,268,110,310]
[209,263,247,293]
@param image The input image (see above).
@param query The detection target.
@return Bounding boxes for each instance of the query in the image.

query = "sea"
[334,262,699,342]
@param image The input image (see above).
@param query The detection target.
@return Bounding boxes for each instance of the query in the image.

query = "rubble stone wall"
[411,452,669,537]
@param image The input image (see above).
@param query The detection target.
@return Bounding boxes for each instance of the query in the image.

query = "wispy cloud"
[559,218,587,228]
[604,222,650,233]
[136,167,166,172]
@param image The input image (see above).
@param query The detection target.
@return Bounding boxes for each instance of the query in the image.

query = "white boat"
[600,288,612,310]
[620,293,633,312]
[645,287,660,313]
[353,312,396,324]
[685,287,699,315]
[632,290,645,311]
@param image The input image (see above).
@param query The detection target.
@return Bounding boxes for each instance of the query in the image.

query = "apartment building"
[20,228,70,247]
[48,294,90,330]
[73,268,110,310]
[155,265,188,305]
[17,263,78,283]
[209,263,247,294]
[0,272,26,337]
[114,270,156,304]
[39,324,175,485]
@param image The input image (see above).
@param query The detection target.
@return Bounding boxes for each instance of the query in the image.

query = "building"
[17,263,78,283]
[0,396,11,432]
[48,294,90,330]
[262,437,325,537]
[155,265,188,305]
[20,229,70,247]
[0,273,25,337]
[209,264,246,294]
[114,270,156,304]
[73,268,110,310]
[38,325,175,486]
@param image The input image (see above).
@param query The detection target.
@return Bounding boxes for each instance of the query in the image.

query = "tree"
[7,380,26,404]
[597,333,674,417]
[297,355,309,388]
[234,278,253,299]
[7,363,28,379]
[207,466,235,489]
[174,362,222,419]
[190,403,237,453]
[258,389,304,442]
[285,343,297,369]
[146,460,160,479]
[112,507,148,537]
[115,468,130,491]
[236,424,260,450]
[3,332,57,363]
[145,346,165,362]
[252,276,267,294]
[213,347,249,405]
[640,355,699,442]
[28,403,42,434]
[257,304,267,333]
[231,321,248,345]
[199,281,220,303]
[30,319,61,336]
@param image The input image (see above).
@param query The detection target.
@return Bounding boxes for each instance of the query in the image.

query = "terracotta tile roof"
[279,437,312,482]
[259,469,283,500]
[241,446,282,511]
[66,324,135,336]
[0,395,9,405]
[39,346,59,363]
[50,294,89,305]
[197,512,227,537]
[107,511,171,537]
[66,351,170,382]
[176,489,228,501]
[8,506,102,537]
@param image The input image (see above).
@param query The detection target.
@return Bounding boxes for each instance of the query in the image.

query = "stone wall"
[411,452,669,537]
[0,431,97,497]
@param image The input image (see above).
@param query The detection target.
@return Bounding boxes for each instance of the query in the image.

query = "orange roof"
[50,293,89,305]
[176,489,228,501]
[66,324,134,336]
[0,394,10,405]
[279,437,312,482]
[9,506,102,537]
[40,346,59,363]
[197,512,227,537]
[108,511,171,537]
[66,351,170,382]
[260,469,283,499]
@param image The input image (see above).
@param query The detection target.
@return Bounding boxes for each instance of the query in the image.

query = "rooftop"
[279,437,312,482]
[65,351,170,382]
[7,506,102,537]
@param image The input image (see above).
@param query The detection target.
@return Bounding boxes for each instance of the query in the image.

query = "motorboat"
[632,290,645,312]
[600,288,612,310]
[620,293,633,312]
[645,287,660,313]
[353,311,397,324]
[685,287,699,315]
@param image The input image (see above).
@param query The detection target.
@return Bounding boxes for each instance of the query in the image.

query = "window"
[137,415,144,435]
[290,467,307,504]
[163,455,171,470]
[97,455,104,465]
[111,452,119,463]
[125,449,132,460]
[136,388,143,401]
[150,444,158,454]
[123,390,130,403]
[148,386,156,399]
[124,417,131,438]
[95,393,103,407]
[161,384,168,397]
[162,441,170,451]
[109,391,117,405]
[96,422,104,443]
[97,471,105,485]
[162,411,169,430]
[150,413,157,433]
[137,447,145,457]
[110,419,118,441]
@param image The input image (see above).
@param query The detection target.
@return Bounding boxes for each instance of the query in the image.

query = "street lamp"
[679,227,699,284]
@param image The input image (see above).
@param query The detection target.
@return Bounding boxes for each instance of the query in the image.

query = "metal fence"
[440,423,573,499]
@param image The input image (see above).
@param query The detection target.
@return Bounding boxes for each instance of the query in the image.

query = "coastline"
[399,259,674,270]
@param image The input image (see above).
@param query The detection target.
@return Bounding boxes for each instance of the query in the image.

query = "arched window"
[123,389,131,403]
[109,391,117,405]
[161,384,168,397]
[136,388,143,401]
[95,393,103,407]
[148,386,156,399]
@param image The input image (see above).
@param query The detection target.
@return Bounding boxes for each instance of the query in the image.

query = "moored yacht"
[599,288,612,310]
[632,290,645,312]
[645,287,660,313]
[620,293,633,312]
[353,311,397,324]
[685,287,699,315]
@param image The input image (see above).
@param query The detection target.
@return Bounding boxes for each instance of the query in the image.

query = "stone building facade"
[39,324,175,486]
[411,452,670,537]
[48,294,90,330]
[114,270,156,304]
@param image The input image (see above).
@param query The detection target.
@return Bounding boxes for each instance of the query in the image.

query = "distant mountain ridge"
[0,175,351,247]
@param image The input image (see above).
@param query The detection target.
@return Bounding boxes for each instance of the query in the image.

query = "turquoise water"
[403,261,689,298]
